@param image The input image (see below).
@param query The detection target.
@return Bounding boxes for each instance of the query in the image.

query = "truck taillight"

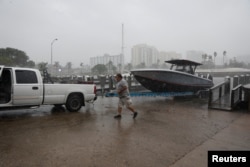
[94,85,97,94]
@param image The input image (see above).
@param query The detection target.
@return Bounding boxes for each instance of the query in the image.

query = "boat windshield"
[171,65,195,74]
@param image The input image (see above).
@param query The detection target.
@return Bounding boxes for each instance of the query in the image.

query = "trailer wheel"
[66,94,82,112]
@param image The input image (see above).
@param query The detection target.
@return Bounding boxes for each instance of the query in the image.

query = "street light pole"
[50,38,58,75]
[51,38,58,66]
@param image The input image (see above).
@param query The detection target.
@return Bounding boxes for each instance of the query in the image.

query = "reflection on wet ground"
[0,96,249,167]
[0,106,59,119]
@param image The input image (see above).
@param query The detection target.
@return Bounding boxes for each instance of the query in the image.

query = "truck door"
[13,69,43,105]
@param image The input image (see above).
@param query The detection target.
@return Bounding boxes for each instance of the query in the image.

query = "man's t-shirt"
[116,79,129,98]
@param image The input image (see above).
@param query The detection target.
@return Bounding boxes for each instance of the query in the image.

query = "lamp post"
[50,38,58,75]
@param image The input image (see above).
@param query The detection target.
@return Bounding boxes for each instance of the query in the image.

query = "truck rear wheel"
[66,94,83,112]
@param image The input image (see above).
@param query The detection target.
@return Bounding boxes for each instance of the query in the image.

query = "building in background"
[131,44,159,67]
[90,54,122,67]
[186,50,204,63]
[158,51,182,65]
[131,44,182,67]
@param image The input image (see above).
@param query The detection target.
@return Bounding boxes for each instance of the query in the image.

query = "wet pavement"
[0,96,249,167]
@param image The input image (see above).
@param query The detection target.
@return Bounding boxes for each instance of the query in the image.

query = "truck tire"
[66,94,83,112]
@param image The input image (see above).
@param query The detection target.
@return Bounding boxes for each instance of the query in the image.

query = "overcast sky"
[1,0,250,67]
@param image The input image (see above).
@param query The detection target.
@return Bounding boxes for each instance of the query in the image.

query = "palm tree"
[223,51,227,65]
[214,52,217,66]
[54,61,60,76]
[208,55,213,62]
[66,62,72,75]
[202,54,208,62]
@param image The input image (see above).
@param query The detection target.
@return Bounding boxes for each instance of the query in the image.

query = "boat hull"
[131,69,213,92]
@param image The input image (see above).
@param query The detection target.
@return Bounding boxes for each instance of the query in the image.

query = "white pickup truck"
[0,66,97,112]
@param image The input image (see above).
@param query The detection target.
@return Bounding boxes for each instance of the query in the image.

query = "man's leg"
[118,106,122,114]
[127,106,135,112]
[114,106,122,119]
[114,100,123,119]
[126,99,138,119]
[128,106,138,118]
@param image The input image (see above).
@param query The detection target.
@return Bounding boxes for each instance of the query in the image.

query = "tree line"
[0,47,35,67]
[200,51,250,69]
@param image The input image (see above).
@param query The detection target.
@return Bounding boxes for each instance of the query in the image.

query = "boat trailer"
[105,91,195,97]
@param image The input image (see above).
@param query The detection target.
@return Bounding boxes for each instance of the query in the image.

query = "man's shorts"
[118,96,132,108]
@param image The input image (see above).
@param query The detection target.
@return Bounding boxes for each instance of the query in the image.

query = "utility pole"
[121,23,124,73]
[50,38,58,75]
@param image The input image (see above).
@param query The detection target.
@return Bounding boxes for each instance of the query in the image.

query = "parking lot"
[0,96,250,167]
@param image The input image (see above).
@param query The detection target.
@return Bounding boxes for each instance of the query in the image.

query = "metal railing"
[208,74,250,110]
[208,78,230,109]
[231,84,242,109]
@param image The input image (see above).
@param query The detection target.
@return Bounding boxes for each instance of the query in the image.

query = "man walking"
[114,73,138,119]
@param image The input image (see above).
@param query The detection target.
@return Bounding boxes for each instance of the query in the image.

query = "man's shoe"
[114,115,121,119]
[133,112,138,119]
